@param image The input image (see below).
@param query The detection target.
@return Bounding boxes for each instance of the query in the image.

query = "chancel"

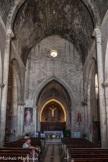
[0,0,108,161]
[40,99,66,134]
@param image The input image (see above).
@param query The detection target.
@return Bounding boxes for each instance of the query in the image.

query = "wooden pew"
[0,148,38,162]
[2,138,44,162]
[61,138,100,158]
[69,151,108,162]
[4,138,45,154]
[61,138,108,162]
[4,138,45,151]
[71,158,108,162]
[68,148,108,153]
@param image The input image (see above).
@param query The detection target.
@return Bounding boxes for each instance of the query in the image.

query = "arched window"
[95,74,99,99]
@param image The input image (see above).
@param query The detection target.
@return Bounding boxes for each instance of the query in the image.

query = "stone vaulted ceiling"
[13,0,94,65]
[0,0,108,65]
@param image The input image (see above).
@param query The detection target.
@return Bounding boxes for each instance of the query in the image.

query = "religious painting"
[24,108,33,126]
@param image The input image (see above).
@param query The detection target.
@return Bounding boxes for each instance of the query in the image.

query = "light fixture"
[50,50,58,57]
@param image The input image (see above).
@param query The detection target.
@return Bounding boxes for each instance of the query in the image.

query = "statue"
[76,110,82,125]
[49,105,57,117]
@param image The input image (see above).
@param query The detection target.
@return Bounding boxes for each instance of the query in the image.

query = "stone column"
[17,103,24,138]
[32,106,36,135]
[66,111,71,130]
[71,108,74,137]
[0,29,12,147]
[37,110,40,132]
[35,106,37,133]
[0,50,2,114]
[83,102,90,138]
[103,82,108,146]
[94,28,106,147]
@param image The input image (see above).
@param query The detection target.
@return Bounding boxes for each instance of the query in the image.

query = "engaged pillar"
[0,29,12,147]
[94,28,107,147]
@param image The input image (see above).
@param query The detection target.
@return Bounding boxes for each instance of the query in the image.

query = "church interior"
[0,0,108,161]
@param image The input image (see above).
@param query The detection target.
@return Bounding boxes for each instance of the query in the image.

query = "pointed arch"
[33,77,76,108]
[81,0,100,26]
[6,0,26,30]
[6,0,100,31]
[40,99,66,122]
[35,77,73,132]
[83,58,97,103]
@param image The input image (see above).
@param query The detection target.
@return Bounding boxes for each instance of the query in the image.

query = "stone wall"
[0,0,15,24]
[24,35,85,136]
[0,0,108,142]
[82,9,108,144]
[5,65,18,142]
[93,0,108,21]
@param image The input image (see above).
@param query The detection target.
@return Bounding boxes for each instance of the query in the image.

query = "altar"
[44,131,63,143]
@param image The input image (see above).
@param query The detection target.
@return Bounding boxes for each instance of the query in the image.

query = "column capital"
[95,28,101,35]
[103,82,108,87]
[6,29,14,38]
[18,102,25,106]
[0,83,5,88]
[82,100,88,106]
[7,29,12,34]
[92,28,102,43]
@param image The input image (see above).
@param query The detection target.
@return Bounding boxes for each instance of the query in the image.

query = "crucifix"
[76,110,83,125]
[49,105,57,117]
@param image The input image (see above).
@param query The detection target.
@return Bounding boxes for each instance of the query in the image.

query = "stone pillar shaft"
[17,104,24,137]
[0,50,2,115]
[94,28,106,147]
[66,112,71,130]
[105,93,108,146]
[0,29,12,147]
[103,83,108,146]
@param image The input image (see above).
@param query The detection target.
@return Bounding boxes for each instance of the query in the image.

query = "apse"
[37,80,71,132]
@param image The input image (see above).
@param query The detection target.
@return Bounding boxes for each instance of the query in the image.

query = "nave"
[1,137,108,162]
[1,0,108,149]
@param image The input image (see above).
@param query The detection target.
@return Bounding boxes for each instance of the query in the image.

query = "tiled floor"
[40,144,62,162]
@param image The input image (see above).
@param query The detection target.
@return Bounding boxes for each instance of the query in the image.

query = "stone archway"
[83,58,101,144]
[36,79,72,134]
[6,0,100,31]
